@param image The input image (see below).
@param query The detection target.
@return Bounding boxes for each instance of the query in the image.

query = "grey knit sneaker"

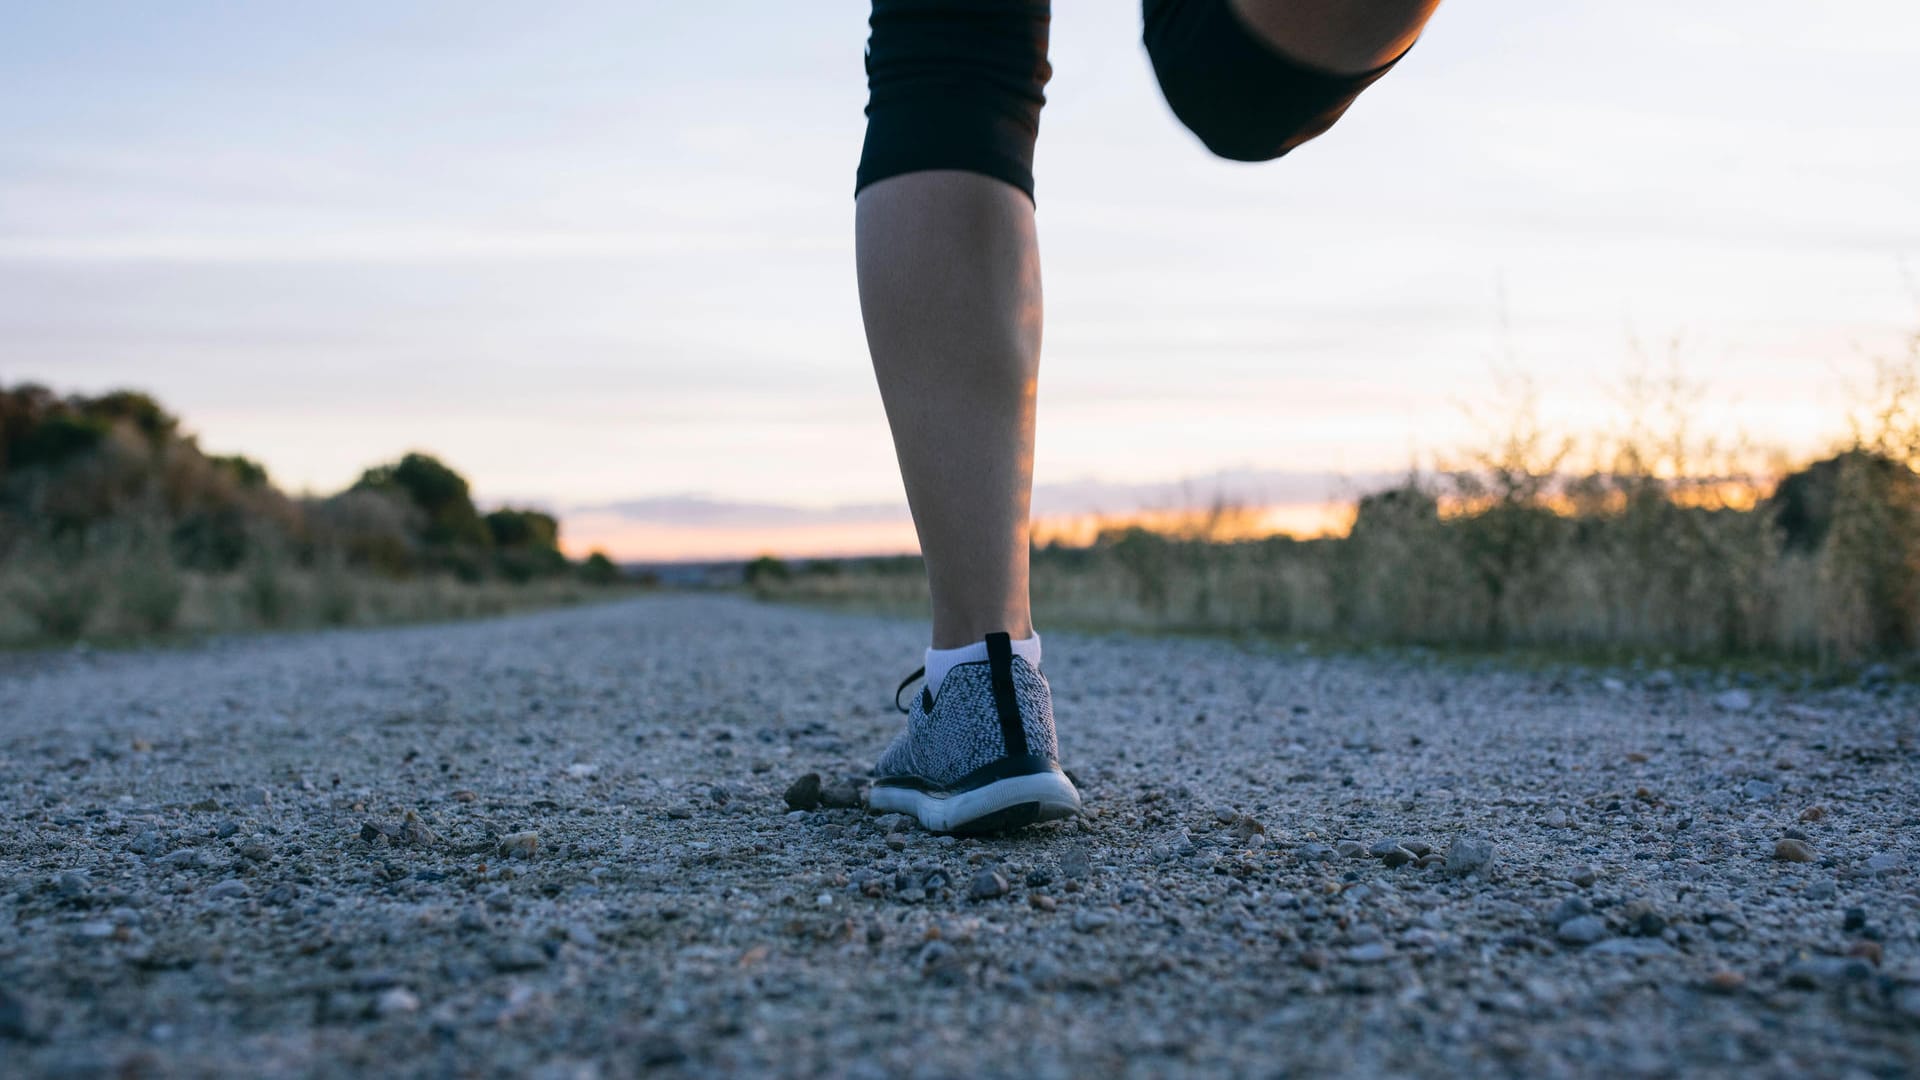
[870,631,1081,834]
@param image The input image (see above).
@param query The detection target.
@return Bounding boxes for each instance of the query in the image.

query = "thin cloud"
[571,468,1407,530]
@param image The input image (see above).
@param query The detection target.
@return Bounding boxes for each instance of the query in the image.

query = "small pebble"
[376,988,420,1016]
[1773,838,1815,863]
[1782,955,1873,989]
[1555,915,1608,945]
[488,942,548,973]
[158,849,204,870]
[1345,943,1391,964]
[1071,910,1112,933]
[0,986,39,1042]
[968,869,1010,901]
[1443,834,1495,877]
[1864,852,1903,876]
[1059,847,1093,880]
[1705,970,1746,994]
[1548,897,1591,925]
[1713,689,1754,713]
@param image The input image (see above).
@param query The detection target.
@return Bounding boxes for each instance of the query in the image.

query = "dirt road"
[2,594,1915,1077]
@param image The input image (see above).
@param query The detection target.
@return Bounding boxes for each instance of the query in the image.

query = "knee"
[1143,0,1395,162]
[857,1,1053,202]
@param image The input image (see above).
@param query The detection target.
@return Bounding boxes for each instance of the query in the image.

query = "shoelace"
[893,666,925,714]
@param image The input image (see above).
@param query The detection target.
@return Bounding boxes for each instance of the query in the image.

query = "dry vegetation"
[0,386,631,648]
[763,337,1920,671]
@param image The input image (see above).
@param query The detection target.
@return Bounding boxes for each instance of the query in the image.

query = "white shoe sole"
[869,769,1082,834]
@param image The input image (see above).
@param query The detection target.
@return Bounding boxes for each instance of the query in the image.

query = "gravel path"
[2,594,1917,1078]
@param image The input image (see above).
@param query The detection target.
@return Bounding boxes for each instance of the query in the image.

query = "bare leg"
[854,1,1437,653]
[856,170,1041,650]
[1230,0,1441,74]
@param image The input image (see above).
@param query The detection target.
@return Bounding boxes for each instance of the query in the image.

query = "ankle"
[926,631,1041,697]
[930,613,1033,650]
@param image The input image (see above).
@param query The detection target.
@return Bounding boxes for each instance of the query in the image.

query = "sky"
[3,1,1916,559]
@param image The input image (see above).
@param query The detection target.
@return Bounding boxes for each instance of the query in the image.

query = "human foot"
[870,631,1081,834]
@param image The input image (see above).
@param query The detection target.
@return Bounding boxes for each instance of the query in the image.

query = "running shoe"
[870,631,1081,833]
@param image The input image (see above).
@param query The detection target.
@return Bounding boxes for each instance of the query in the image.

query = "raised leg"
[1144,0,1440,161]
[1230,0,1439,75]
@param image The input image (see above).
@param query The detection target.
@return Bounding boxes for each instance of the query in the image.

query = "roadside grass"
[0,553,631,650]
[756,558,1913,688]
[756,340,1920,680]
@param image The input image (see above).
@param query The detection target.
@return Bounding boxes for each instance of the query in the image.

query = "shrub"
[484,508,559,550]
[1337,480,1466,642]
[113,548,187,634]
[744,555,790,587]
[313,558,359,626]
[305,489,422,575]
[243,554,293,627]
[208,453,270,488]
[580,551,622,585]
[1101,526,1173,615]
[355,452,491,550]
[9,563,105,640]
[1816,451,1920,660]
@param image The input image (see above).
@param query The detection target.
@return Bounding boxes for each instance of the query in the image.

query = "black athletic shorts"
[857,0,1405,202]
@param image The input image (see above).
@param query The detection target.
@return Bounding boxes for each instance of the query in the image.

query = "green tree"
[484,508,567,581]
[354,453,490,550]
[484,508,560,550]
[209,454,270,489]
[580,550,621,585]
[744,555,789,586]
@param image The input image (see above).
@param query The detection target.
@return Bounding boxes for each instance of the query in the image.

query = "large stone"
[782,773,822,811]
[819,778,866,809]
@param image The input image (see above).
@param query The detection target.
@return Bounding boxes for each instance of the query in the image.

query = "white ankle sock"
[925,633,1042,698]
